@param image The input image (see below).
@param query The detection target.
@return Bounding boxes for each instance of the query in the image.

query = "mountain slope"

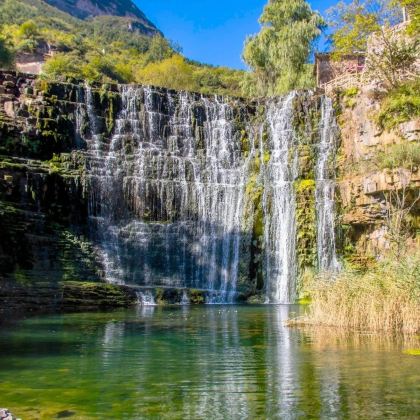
[43,0,158,33]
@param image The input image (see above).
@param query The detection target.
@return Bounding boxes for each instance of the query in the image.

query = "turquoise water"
[0,305,419,419]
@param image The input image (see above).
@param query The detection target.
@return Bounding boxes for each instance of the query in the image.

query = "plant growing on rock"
[381,166,420,257]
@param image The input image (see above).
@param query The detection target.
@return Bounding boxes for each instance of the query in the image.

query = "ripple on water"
[0,305,418,419]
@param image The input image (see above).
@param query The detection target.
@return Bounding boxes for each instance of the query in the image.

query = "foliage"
[364,26,419,89]
[135,55,195,91]
[0,33,14,69]
[374,142,420,169]
[242,0,325,96]
[290,253,420,334]
[327,0,402,58]
[41,52,82,80]
[376,79,420,130]
[191,64,244,97]
[0,0,245,96]
[341,86,360,108]
[397,0,420,34]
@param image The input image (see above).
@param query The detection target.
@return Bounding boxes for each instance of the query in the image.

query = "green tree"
[146,35,175,63]
[42,53,83,80]
[242,0,325,96]
[397,0,420,34]
[327,0,402,58]
[135,55,197,91]
[0,34,14,69]
[15,19,41,52]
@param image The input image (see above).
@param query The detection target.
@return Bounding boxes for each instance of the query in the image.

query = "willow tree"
[242,0,325,97]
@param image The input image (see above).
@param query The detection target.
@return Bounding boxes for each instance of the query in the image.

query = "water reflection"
[0,306,418,419]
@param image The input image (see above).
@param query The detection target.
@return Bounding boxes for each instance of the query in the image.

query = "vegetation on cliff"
[376,79,420,130]
[0,0,245,96]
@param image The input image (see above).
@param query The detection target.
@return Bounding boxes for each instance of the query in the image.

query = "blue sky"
[137,0,338,69]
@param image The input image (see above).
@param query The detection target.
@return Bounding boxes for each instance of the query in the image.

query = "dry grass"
[289,253,420,334]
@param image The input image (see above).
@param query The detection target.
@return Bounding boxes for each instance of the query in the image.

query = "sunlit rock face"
[0,73,340,303]
[43,0,160,35]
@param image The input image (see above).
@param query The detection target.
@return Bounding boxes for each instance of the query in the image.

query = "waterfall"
[316,97,340,272]
[81,85,340,303]
[136,290,157,306]
[263,94,298,304]
[181,290,190,305]
[83,86,251,302]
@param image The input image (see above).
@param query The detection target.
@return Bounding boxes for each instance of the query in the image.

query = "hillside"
[43,0,159,34]
[0,0,244,96]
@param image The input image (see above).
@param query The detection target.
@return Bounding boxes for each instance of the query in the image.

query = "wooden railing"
[319,19,414,95]
[321,72,362,95]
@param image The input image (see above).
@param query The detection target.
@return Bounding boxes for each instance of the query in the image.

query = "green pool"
[0,305,419,419]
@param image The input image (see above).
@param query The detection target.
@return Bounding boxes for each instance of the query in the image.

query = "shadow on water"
[0,306,418,419]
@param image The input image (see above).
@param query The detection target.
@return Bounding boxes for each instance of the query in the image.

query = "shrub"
[135,54,196,91]
[42,53,83,80]
[376,79,420,131]
[374,142,420,170]
[289,253,420,334]
[0,35,14,69]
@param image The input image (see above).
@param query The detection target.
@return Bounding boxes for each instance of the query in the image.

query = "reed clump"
[290,253,420,334]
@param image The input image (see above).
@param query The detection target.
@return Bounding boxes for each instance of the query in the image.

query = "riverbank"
[0,281,137,320]
[289,253,420,334]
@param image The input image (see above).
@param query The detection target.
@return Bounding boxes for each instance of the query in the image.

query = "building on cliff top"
[315,7,415,93]
[314,53,366,90]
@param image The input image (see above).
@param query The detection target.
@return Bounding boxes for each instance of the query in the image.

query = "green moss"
[297,297,312,305]
[240,130,250,153]
[295,179,315,193]
[294,179,317,272]
[190,289,205,304]
[341,87,360,109]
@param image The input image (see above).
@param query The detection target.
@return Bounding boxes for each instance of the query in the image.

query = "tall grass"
[290,254,420,334]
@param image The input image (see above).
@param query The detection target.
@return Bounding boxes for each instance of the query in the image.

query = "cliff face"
[1,71,418,308]
[45,0,150,21]
[337,86,420,262]
[0,72,97,284]
[43,0,159,34]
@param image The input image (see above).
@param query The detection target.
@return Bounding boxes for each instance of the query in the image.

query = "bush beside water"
[290,253,420,334]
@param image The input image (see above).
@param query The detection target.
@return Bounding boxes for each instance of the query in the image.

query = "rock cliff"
[336,86,420,262]
[0,71,418,311]
[44,0,159,33]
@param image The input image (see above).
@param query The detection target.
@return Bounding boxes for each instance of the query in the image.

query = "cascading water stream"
[316,97,340,272]
[80,85,340,303]
[263,94,299,304]
[83,86,252,302]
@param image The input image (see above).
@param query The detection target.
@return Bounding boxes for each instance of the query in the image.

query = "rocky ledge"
[0,281,137,320]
